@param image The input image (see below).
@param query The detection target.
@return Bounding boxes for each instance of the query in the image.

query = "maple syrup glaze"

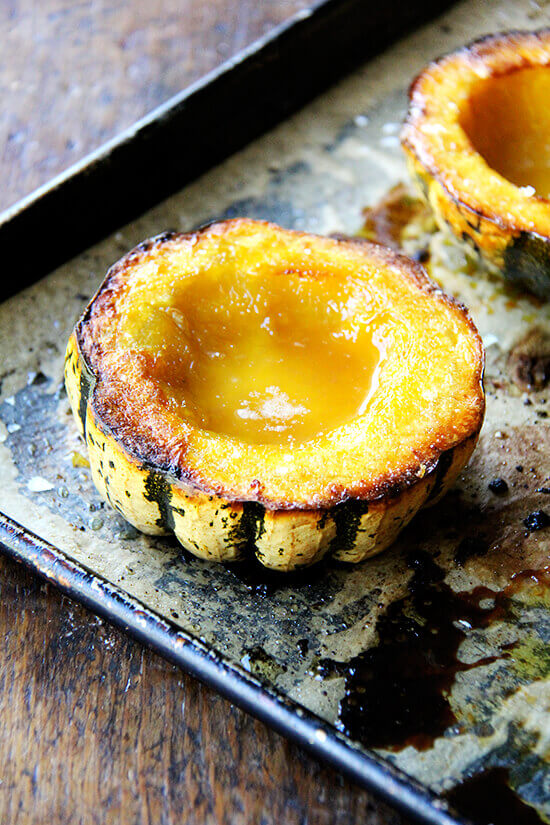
[119,268,385,445]
[461,67,550,199]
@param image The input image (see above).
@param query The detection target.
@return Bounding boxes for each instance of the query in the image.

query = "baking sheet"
[1,0,549,822]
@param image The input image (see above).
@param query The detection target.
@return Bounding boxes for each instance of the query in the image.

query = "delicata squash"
[65,219,484,571]
[402,29,550,299]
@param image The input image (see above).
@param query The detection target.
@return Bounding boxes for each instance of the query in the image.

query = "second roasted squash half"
[402,29,550,299]
[65,219,484,570]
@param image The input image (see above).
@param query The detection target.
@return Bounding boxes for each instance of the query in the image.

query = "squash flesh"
[117,268,384,446]
[461,67,550,199]
[84,222,483,508]
[402,30,550,298]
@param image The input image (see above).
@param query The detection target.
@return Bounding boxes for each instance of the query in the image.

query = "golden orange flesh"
[81,222,484,509]
[118,269,384,445]
[461,66,550,199]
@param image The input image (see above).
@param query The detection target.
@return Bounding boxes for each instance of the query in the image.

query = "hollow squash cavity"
[117,268,384,446]
[65,219,484,570]
[402,29,550,299]
[461,67,550,199]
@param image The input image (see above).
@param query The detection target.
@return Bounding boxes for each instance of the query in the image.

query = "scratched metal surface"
[1,0,550,818]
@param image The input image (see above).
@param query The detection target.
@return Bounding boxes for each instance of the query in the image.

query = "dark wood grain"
[0,554,409,825]
[0,0,308,213]
[0,2,413,822]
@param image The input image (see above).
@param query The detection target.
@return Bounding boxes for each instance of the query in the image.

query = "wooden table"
[0,3,411,822]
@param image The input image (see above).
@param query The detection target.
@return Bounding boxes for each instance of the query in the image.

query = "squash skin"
[402,29,550,300]
[64,220,484,571]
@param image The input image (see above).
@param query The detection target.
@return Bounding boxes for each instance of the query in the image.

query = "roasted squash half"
[402,29,550,299]
[65,219,484,570]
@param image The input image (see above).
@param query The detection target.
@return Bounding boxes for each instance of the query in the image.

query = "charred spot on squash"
[402,29,550,300]
[65,219,484,570]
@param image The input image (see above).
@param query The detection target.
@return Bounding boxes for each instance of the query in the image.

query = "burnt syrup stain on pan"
[443,766,545,825]
[318,552,550,753]
[488,477,509,495]
[360,182,433,251]
[523,510,550,532]
[330,551,506,750]
[297,638,309,657]
[453,536,489,567]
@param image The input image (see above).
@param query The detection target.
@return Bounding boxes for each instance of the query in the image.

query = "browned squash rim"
[76,219,484,511]
[402,28,550,237]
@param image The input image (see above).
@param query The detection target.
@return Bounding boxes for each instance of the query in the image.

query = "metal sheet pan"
[1,1,549,823]
[0,0,449,302]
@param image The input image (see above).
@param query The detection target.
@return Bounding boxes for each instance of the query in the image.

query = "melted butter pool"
[119,269,385,445]
[461,66,550,198]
